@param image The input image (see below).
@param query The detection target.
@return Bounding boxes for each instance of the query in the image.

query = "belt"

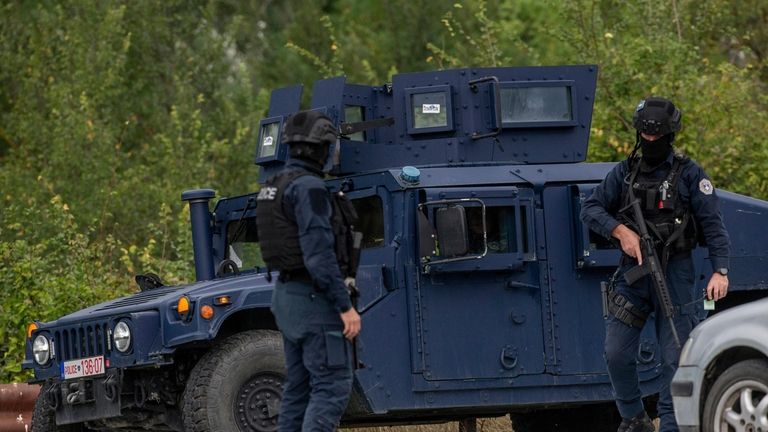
[278,268,313,284]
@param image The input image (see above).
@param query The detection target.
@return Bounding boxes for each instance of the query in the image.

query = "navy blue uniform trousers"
[605,255,699,432]
[271,280,352,432]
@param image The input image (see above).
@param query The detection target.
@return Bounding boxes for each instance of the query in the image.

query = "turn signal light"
[214,296,231,306]
[27,323,38,339]
[177,296,191,319]
[200,305,214,320]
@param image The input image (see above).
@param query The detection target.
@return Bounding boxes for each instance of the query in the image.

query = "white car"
[672,297,768,432]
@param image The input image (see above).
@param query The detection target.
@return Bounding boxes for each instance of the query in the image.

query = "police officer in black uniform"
[256,110,361,431]
[581,97,730,432]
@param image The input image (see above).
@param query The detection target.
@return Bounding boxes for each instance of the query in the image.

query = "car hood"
[690,296,768,340]
[680,296,768,367]
[41,272,274,327]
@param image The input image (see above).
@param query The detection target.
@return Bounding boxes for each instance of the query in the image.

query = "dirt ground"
[348,415,662,432]
[349,416,510,432]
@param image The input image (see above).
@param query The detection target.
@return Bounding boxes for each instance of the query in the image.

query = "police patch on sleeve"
[699,179,714,195]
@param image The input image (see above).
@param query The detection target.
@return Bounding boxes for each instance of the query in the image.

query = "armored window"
[405,85,454,134]
[225,218,266,270]
[498,81,576,128]
[255,116,284,163]
[465,206,515,254]
[351,195,385,249]
[344,105,366,142]
[418,188,535,273]
[572,184,620,269]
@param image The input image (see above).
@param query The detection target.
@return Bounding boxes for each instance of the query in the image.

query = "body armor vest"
[255,169,362,277]
[619,155,697,256]
[255,170,308,271]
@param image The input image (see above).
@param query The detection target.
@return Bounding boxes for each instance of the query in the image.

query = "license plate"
[61,355,105,380]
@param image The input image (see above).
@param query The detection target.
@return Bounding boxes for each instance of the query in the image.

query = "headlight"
[113,321,132,353]
[33,335,51,365]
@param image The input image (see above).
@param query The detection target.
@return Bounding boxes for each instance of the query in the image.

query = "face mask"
[640,134,672,165]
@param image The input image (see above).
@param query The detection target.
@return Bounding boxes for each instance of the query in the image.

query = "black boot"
[617,412,654,432]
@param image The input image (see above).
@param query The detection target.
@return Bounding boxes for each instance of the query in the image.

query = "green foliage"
[0,188,128,382]
[1,0,767,382]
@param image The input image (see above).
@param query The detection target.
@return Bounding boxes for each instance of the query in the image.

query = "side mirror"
[435,205,469,257]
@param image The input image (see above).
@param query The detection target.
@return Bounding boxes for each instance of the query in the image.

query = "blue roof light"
[400,166,421,184]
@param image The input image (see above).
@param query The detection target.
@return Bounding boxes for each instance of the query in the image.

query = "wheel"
[510,402,621,432]
[31,382,84,431]
[702,358,768,432]
[182,329,285,432]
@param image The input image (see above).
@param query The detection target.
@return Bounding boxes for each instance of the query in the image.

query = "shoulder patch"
[699,178,714,195]
[308,188,330,215]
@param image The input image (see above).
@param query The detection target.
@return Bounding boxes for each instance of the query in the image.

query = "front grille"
[54,322,110,361]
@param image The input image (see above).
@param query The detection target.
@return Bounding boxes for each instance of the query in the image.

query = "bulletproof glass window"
[351,195,385,249]
[225,218,265,270]
[256,117,282,161]
[405,85,454,134]
[344,105,366,142]
[500,85,573,126]
[465,206,520,254]
[572,184,620,269]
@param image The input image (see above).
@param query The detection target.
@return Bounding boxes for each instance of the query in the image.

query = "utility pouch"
[324,329,349,369]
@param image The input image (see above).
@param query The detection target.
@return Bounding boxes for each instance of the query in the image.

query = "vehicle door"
[414,186,544,381]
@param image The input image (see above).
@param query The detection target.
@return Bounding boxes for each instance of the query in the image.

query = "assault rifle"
[621,197,682,347]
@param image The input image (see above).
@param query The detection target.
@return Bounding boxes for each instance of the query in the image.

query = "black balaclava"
[640,133,673,166]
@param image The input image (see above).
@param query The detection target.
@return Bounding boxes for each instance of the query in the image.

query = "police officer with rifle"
[581,97,730,432]
[256,110,362,431]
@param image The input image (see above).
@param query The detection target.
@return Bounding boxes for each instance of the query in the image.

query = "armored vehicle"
[24,65,768,431]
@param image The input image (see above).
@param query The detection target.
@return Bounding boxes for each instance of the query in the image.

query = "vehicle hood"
[681,296,768,367]
[41,272,274,327]
[690,296,768,340]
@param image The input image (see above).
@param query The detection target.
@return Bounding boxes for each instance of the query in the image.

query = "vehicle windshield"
[223,194,386,272]
[226,217,265,271]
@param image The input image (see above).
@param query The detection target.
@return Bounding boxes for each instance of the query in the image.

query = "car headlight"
[33,335,51,365]
[113,321,132,353]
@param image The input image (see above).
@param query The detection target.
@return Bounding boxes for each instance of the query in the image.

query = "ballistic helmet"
[632,97,682,136]
[282,110,337,147]
[282,110,337,165]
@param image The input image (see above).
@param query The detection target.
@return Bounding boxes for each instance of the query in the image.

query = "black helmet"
[282,110,337,165]
[632,97,682,136]
[282,110,337,146]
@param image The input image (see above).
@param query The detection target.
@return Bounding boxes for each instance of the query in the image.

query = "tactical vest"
[255,170,362,277]
[619,154,698,256]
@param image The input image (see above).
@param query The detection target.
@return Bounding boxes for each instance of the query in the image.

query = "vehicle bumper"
[671,365,703,430]
[46,370,122,425]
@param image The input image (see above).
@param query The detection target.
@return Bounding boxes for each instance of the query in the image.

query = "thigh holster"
[607,289,648,329]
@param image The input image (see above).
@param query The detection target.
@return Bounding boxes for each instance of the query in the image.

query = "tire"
[510,402,621,432]
[182,329,285,432]
[702,358,768,432]
[31,382,84,432]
